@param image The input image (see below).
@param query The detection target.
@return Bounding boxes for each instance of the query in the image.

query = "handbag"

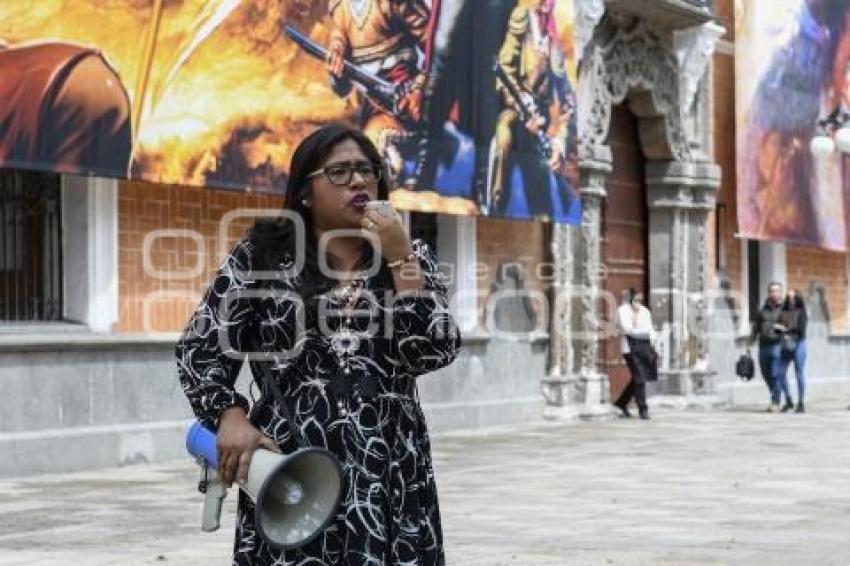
[780,334,797,360]
[735,350,755,381]
[779,310,799,360]
[645,343,659,382]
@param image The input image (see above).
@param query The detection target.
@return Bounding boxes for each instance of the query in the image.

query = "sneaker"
[795,402,805,413]
[766,404,779,413]
[781,401,794,413]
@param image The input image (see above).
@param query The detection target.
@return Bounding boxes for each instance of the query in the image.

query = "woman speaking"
[177,124,461,565]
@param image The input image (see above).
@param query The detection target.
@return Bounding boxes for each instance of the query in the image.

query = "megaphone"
[186,421,343,550]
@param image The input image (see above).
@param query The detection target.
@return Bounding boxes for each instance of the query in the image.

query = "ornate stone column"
[541,220,580,419]
[576,158,613,419]
[645,161,720,395]
[542,154,612,420]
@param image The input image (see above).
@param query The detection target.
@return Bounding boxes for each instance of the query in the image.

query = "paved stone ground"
[1,403,849,565]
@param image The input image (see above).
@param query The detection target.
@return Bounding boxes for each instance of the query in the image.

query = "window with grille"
[0,169,63,322]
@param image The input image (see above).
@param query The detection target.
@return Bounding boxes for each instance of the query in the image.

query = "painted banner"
[736,0,850,251]
[0,0,580,223]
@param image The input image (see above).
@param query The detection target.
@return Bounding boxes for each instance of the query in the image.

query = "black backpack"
[735,351,755,381]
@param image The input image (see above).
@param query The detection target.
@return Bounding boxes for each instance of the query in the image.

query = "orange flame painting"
[0,0,580,222]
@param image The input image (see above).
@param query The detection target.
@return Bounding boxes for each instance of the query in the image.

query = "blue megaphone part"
[186,420,219,468]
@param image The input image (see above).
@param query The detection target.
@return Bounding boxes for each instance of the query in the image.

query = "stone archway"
[579,18,693,164]
[543,14,721,419]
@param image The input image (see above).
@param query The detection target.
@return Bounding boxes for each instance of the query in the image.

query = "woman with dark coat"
[176,124,461,564]
[780,289,808,413]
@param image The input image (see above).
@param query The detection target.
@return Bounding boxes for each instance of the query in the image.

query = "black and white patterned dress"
[176,238,460,565]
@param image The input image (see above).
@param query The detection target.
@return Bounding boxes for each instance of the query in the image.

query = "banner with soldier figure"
[0,0,581,223]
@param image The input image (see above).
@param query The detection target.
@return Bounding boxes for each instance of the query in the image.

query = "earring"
[301,199,310,207]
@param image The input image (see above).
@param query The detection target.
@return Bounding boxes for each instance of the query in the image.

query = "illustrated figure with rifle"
[323,0,431,177]
[488,0,576,218]
[407,0,517,203]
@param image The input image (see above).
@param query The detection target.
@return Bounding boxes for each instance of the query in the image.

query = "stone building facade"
[544,0,723,418]
[542,0,850,418]
[4,0,850,477]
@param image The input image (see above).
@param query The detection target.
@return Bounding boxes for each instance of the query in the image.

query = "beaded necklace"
[328,271,369,417]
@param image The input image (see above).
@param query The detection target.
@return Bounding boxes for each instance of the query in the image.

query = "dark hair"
[784,290,806,311]
[624,287,643,304]
[247,124,391,298]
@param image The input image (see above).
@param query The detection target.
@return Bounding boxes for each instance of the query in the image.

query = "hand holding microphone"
[360,200,412,263]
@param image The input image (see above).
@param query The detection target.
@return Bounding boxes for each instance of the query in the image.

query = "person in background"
[615,288,654,420]
[780,289,808,413]
[750,281,787,412]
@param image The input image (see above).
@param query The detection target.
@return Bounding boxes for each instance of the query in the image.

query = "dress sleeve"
[391,239,461,377]
[176,240,256,429]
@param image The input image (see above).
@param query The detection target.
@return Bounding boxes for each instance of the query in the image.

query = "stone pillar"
[541,222,579,420]
[645,160,720,395]
[543,155,612,420]
[577,159,613,418]
[546,222,573,377]
[63,175,119,332]
[757,242,788,306]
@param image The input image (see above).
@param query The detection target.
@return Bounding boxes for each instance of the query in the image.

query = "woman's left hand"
[361,207,412,262]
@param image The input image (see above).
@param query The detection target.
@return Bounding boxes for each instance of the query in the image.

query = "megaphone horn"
[186,421,344,550]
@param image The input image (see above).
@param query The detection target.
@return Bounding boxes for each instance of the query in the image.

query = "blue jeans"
[758,343,783,405]
[781,340,807,403]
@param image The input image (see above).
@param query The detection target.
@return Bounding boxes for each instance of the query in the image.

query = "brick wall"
[711,0,742,293]
[118,180,550,335]
[476,217,548,331]
[117,181,283,333]
[787,245,849,330]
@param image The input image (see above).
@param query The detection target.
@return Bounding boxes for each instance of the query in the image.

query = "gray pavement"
[1,403,849,565]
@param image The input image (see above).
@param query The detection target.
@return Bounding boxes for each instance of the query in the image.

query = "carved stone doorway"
[600,104,649,402]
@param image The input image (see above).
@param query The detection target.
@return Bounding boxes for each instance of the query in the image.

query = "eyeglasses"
[306,160,382,186]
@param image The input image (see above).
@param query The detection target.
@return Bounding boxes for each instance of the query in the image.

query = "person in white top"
[614,288,655,419]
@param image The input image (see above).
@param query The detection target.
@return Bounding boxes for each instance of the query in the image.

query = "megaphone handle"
[201,478,228,532]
